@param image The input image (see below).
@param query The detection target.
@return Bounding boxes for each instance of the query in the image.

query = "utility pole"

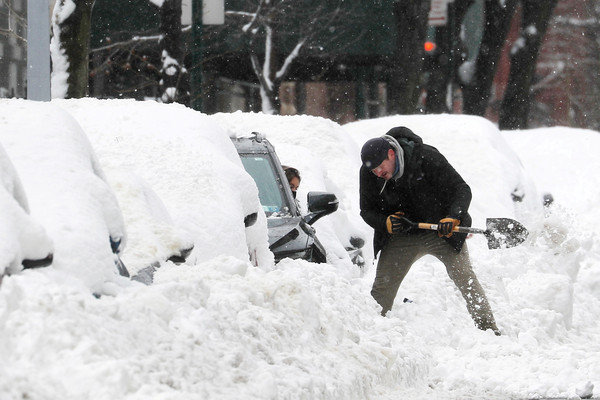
[27,0,51,101]
[190,0,224,112]
[190,0,203,111]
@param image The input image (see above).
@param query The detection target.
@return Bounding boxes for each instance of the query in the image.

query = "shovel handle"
[417,223,484,235]
[418,222,457,232]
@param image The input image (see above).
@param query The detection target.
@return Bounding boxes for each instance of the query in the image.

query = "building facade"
[534,0,600,129]
[0,0,28,98]
[486,0,600,129]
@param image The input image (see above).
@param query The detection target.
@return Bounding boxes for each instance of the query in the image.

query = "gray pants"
[372,231,499,333]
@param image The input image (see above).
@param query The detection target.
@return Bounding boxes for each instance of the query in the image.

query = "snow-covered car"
[0,142,53,276]
[55,98,273,272]
[104,170,195,284]
[232,132,364,265]
[0,100,129,294]
[210,112,369,268]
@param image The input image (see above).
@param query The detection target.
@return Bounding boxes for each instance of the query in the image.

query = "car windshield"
[240,155,289,216]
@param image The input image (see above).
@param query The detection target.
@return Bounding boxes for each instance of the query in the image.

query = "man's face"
[289,177,300,192]
[371,149,395,180]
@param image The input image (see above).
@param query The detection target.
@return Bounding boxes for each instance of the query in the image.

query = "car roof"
[230,132,275,154]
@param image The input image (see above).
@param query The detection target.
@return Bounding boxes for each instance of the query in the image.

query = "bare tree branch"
[222,0,357,114]
[90,34,163,53]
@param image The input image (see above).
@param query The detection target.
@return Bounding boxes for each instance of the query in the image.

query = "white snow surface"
[0,99,598,400]
[0,144,53,275]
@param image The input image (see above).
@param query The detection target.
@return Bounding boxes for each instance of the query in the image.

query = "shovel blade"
[484,218,529,249]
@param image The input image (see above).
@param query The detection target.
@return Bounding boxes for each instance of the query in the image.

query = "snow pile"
[54,98,273,274]
[0,99,597,399]
[0,144,52,274]
[0,100,125,293]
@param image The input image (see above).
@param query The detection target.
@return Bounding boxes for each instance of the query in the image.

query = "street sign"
[429,0,454,26]
[203,0,224,25]
[182,0,224,25]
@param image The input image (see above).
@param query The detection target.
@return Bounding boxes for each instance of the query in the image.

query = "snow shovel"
[416,218,529,249]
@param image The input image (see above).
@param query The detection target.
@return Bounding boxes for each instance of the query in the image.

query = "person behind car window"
[283,166,301,198]
[359,126,500,336]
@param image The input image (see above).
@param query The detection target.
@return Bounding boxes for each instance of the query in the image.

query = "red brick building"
[282,0,600,130]
[491,0,600,129]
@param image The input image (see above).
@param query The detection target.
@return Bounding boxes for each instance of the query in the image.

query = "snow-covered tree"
[51,0,95,98]
[53,0,187,104]
[224,0,353,115]
[460,0,558,129]
[461,0,518,117]
[149,0,189,104]
[499,0,559,130]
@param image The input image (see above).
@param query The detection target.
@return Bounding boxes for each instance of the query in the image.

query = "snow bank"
[0,99,597,399]
[54,98,273,273]
[0,99,125,293]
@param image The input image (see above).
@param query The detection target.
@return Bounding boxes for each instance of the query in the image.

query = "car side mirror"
[244,212,258,227]
[304,191,339,225]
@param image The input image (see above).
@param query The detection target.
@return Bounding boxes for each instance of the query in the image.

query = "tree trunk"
[265,28,282,115]
[51,0,96,98]
[250,47,281,115]
[387,0,429,115]
[258,81,281,115]
[425,0,474,113]
[462,0,518,116]
[268,80,282,115]
[157,0,190,105]
[499,0,559,130]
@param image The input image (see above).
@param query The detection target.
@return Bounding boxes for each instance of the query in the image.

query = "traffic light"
[424,41,437,53]
[422,27,439,72]
[423,42,439,72]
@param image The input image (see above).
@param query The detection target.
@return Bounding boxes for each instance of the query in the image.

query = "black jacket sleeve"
[419,149,472,223]
[359,166,389,232]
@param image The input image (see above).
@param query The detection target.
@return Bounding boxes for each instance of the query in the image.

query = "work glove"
[386,211,411,234]
[437,217,460,238]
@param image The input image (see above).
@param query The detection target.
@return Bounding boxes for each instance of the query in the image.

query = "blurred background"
[1,0,597,130]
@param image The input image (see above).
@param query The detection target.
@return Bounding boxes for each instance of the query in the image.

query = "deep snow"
[0,98,598,400]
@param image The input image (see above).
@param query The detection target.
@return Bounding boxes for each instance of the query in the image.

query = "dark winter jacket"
[359,127,472,257]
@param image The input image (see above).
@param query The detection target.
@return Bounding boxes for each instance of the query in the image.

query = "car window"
[240,155,287,216]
